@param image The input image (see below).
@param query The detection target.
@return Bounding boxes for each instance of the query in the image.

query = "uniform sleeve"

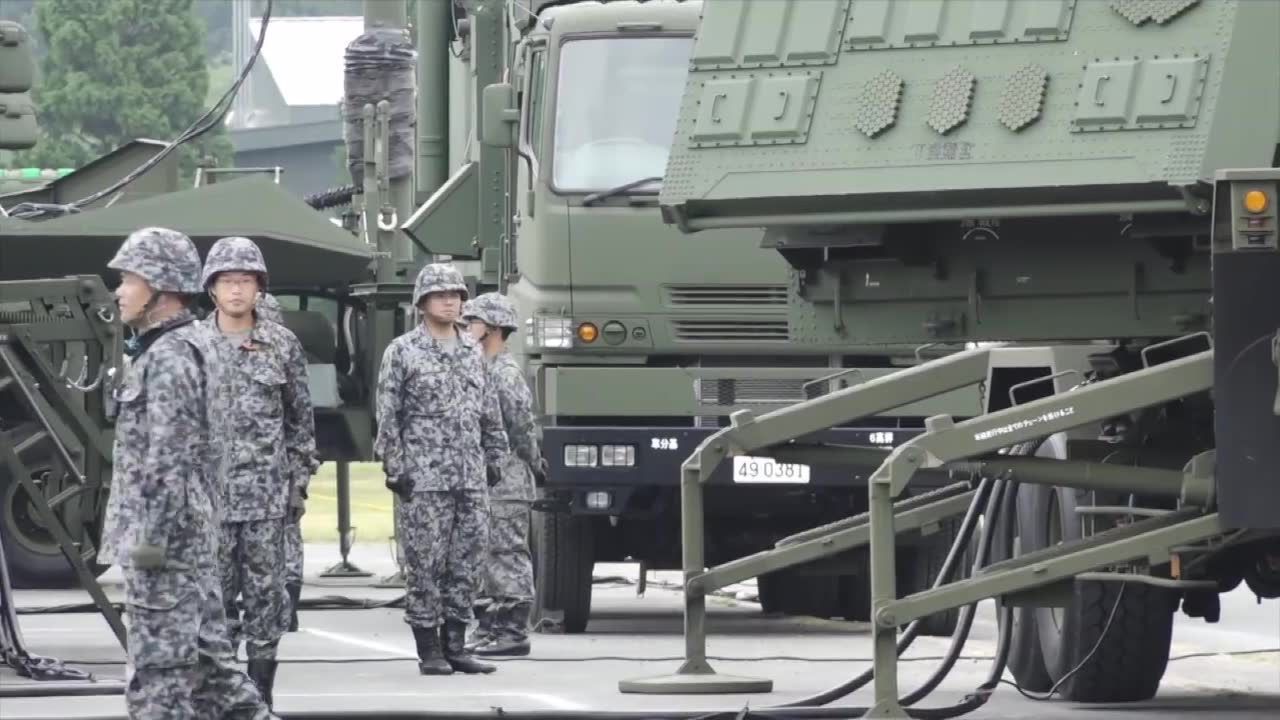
[497,363,541,468]
[140,348,204,552]
[281,332,319,493]
[479,364,509,468]
[373,342,406,478]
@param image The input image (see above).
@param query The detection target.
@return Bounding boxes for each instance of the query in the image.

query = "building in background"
[227,3,362,199]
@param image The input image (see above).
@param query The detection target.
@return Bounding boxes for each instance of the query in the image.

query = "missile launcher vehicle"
[620,0,1280,713]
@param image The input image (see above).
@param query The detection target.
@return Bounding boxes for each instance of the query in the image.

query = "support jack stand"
[319,461,372,578]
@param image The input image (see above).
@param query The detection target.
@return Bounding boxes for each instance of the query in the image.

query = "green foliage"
[15,0,232,181]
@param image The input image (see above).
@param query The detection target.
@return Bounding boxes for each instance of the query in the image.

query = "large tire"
[757,572,786,614]
[0,425,102,590]
[1020,434,1178,702]
[532,507,594,634]
[991,483,1054,693]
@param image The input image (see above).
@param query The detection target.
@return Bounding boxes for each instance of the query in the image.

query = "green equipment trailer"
[614,0,1280,715]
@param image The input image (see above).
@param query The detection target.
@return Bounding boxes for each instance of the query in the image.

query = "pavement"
[3,542,1277,719]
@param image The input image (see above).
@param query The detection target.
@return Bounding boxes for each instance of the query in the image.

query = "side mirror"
[480,82,518,148]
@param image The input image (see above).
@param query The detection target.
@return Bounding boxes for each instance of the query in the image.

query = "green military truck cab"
[480,0,976,633]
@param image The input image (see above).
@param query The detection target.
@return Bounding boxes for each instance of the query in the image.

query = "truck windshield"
[552,35,693,193]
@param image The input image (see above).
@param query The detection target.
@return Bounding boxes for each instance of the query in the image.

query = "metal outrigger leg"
[620,343,1232,706]
[620,348,996,694]
[856,348,1225,717]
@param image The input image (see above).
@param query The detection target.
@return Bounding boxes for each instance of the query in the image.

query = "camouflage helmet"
[201,236,269,289]
[461,292,519,331]
[107,226,203,294]
[412,262,468,306]
[256,293,284,324]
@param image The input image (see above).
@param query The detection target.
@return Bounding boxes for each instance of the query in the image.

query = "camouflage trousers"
[398,489,489,629]
[283,516,303,586]
[219,519,289,660]
[122,565,273,719]
[480,500,534,636]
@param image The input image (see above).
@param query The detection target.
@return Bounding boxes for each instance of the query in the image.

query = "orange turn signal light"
[1243,190,1269,214]
[577,322,599,343]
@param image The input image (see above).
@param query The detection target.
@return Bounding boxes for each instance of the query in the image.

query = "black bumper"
[543,425,948,492]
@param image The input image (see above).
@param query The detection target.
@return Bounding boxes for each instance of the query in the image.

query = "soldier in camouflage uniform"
[374,263,509,676]
[460,293,548,656]
[102,227,276,719]
[254,293,317,633]
[202,237,317,707]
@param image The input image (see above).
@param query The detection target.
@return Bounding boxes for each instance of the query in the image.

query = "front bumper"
[544,424,949,490]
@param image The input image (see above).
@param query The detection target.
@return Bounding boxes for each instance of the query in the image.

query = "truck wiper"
[581,175,662,206]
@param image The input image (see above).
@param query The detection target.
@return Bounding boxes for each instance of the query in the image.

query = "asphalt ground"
[3,541,1277,720]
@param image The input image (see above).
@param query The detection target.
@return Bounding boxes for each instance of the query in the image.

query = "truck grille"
[696,378,806,407]
[665,284,787,306]
[672,319,789,342]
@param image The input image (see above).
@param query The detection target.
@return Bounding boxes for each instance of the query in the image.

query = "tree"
[16,0,232,181]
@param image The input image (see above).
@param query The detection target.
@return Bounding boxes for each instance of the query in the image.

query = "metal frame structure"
[0,277,126,648]
[620,344,1233,699]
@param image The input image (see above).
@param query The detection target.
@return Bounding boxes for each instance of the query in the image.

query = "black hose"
[899,478,1008,706]
[775,476,995,708]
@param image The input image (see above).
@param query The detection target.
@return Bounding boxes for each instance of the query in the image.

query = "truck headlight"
[526,315,574,349]
[601,445,635,467]
[564,444,598,467]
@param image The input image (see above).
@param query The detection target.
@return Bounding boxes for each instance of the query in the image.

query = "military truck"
[432,0,997,634]
[1,0,969,640]
[638,0,1280,708]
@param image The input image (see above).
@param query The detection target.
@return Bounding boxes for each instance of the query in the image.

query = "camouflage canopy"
[412,262,468,306]
[201,235,269,289]
[107,226,203,294]
[461,292,519,331]
[256,292,284,324]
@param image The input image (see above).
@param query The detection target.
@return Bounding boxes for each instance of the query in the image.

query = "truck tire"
[0,425,104,589]
[532,507,594,634]
[1020,482,1177,702]
[990,483,1054,693]
[757,572,786,614]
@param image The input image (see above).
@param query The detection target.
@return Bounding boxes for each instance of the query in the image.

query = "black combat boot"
[441,619,495,674]
[475,602,531,657]
[412,625,453,675]
[464,603,494,652]
[285,582,302,632]
[246,659,279,708]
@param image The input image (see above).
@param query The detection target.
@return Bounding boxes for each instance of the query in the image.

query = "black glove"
[386,473,414,501]
[289,484,307,520]
[486,465,501,487]
[531,457,548,485]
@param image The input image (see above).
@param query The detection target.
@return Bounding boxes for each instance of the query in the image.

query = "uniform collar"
[208,309,274,350]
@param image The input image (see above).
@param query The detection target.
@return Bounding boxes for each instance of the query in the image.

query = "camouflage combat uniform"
[254,293,317,632]
[100,227,275,719]
[460,293,546,657]
[201,238,316,706]
[374,263,508,675]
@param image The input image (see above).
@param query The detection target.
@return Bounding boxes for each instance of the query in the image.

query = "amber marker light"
[577,322,599,343]
[1243,189,1269,214]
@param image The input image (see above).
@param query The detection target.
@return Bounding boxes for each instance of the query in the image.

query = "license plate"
[732,456,811,484]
